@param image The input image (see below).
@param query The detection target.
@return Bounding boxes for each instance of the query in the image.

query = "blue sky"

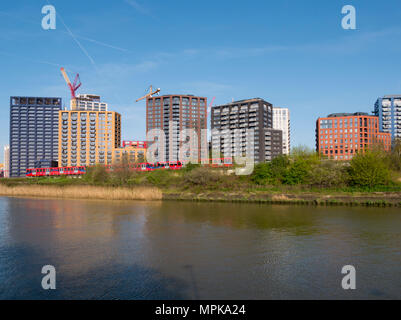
[1,0,401,162]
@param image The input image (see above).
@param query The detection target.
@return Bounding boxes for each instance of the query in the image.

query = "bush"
[251,155,289,185]
[348,151,391,188]
[146,169,172,187]
[269,155,290,183]
[309,161,348,188]
[251,163,272,185]
[282,147,319,185]
[282,158,311,185]
[109,159,135,186]
[183,167,221,187]
[84,165,109,184]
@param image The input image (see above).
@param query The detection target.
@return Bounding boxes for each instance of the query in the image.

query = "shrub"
[251,155,290,185]
[110,158,134,186]
[251,163,272,185]
[269,155,290,183]
[282,148,319,185]
[282,158,311,185]
[84,165,109,184]
[309,161,348,188]
[146,169,172,187]
[183,167,221,187]
[348,151,391,188]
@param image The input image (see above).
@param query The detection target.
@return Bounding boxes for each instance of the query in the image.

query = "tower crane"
[60,67,82,100]
[136,85,161,102]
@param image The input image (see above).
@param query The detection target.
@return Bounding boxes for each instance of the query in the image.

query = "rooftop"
[76,94,101,102]
[326,112,369,118]
[152,94,205,98]
[213,98,271,107]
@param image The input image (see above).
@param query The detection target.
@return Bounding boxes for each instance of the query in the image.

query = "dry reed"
[0,185,162,201]
[271,194,291,201]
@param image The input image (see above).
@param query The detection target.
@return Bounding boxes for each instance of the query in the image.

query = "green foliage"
[282,147,319,185]
[251,155,289,185]
[290,145,318,158]
[251,150,321,186]
[282,158,311,185]
[269,155,290,183]
[181,162,201,173]
[348,150,391,187]
[146,169,172,187]
[3,144,400,193]
[251,163,272,185]
[388,139,401,171]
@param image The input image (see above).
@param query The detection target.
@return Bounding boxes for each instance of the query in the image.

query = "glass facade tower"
[374,95,401,140]
[9,97,61,177]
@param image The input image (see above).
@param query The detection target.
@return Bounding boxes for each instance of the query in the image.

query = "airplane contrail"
[0,50,63,67]
[54,11,97,68]
[70,34,128,52]
[0,10,129,53]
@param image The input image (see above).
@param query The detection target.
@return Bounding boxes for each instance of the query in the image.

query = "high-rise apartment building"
[374,95,401,140]
[3,145,9,178]
[211,98,283,163]
[9,97,61,177]
[316,112,391,160]
[273,107,290,155]
[146,94,207,161]
[70,94,108,111]
[58,110,121,167]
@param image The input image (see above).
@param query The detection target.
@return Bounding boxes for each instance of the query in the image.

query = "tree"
[282,158,311,185]
[388,139,401,171]
[111,153,134,185]
[269,155,289,183]
[251,163,272,185]
[282,146,319,185]
[85,164,109,185]
[348,150,391,188]
[309,160,348,188]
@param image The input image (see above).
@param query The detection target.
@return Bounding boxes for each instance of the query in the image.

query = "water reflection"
[0,197,400,299]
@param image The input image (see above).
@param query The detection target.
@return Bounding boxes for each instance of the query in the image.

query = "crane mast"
[60,67,82,100]
[136,85,161,102]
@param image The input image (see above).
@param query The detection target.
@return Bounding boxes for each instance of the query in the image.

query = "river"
[0,196,400,299]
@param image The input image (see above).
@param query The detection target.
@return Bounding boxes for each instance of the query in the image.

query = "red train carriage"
[26,166,86,177]
[152,161,183,170]
[26,158,230,177]
[116,161,183,172]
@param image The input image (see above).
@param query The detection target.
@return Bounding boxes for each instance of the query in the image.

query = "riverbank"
[2,155,401,206]
[163,190,401,206]
[1,184,400,206]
